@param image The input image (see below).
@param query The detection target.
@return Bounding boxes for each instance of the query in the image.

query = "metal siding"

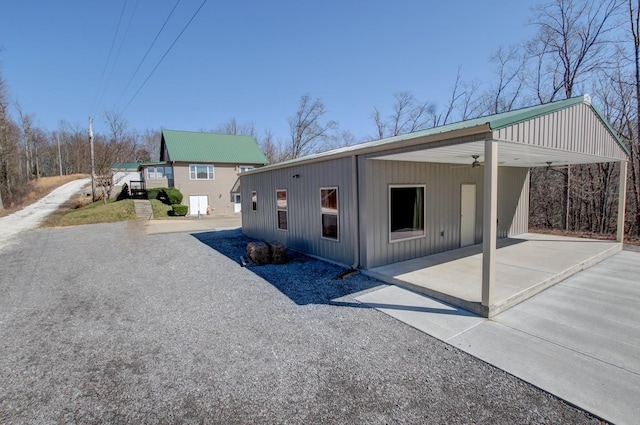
[495,103,626,161]
[358,159,530,268]
[241,157,355,266]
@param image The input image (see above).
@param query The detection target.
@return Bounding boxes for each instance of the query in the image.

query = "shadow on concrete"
[192,229,384,307]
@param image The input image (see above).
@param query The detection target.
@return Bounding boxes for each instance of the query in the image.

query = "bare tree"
[258,128,283,164]
[287,95,338,159]
[435,68,484,125]
[484,46,527,114]
[215,118,256,138]
[525,0,623,231]
[527,0,623,102]
[372,91,435,139]
[613,0,640,238]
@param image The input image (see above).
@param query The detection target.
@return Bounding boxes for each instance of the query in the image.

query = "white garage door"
[189,195,208,216]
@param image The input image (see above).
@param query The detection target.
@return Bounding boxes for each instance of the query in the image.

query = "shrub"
[165,188,183,205]
[116,183,130,201]
[172,204,188,216]
[146,187,163,201]
[147,187,183,205]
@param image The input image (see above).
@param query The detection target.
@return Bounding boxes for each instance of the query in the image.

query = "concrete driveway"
[0,178,90,249]
[357,248,640,425]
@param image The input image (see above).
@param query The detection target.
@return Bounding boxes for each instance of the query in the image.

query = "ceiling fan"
[545,161,571,170]
[451,154,506,169]
[451,155,485,168]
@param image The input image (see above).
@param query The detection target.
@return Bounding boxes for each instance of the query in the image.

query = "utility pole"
[89,117,96,202]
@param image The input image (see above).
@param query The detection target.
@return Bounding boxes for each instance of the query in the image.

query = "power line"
[93,0,128,110]
[116,0,182,107]
[102,0,141,106]
[121,0,208,113]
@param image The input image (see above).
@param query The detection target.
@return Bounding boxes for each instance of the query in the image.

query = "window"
[239,165,254,173]
[190,164,215,180]
[320,188,338,240]
[276,190,287,230]
[251,191,257,212]
[389,185,425,242]
[146,166,173,179]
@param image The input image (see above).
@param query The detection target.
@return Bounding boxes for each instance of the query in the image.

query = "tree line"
[2,0,640,240]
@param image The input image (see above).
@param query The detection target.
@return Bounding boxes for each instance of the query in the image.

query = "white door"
[460,184,476,247]
[233,194,241,212]
[189,195,208,216]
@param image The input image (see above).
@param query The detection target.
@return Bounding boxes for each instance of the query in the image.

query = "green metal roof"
[111,162,141,169]
[160,129,269,164]
[245,95,626,173]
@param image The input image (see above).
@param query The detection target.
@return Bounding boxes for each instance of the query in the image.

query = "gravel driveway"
[0,222,603,424]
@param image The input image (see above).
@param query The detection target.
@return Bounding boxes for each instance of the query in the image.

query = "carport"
[365,94,629,317]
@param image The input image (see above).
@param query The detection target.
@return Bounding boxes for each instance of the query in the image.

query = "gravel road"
[0,222,604,424]
[0,178,90,249]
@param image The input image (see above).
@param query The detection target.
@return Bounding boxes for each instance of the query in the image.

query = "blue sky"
[0,1,537,142]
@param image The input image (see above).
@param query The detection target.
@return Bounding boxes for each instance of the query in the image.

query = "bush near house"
[164,188,183,204]
[116,183,130,201]
[147,187,183,205]
[171,204,188,216]
[146,188,163,201]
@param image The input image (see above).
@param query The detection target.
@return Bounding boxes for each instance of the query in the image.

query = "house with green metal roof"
[139,129,268,215]
[111,162,142,187]
[239,95,629,317]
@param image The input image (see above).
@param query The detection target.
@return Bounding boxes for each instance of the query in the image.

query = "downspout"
[351,154,360,269]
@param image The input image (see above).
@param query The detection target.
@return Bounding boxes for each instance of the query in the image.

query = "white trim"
[320,187,339,242]
[276,189,288,231]
[251,191,258,212]
[189,164,215,180]
[388,184,426,243]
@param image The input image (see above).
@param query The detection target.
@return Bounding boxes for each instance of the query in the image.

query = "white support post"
[482,140,498,313]
[617,161,627,243]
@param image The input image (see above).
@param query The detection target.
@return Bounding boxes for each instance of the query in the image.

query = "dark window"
[251,191,257,212]
[276,190,287,230]
[320,188,338,240]
[389,186,425,242]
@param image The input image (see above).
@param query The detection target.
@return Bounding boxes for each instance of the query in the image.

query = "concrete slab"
[449,321,640,425]
[356,285,484,341]
[357,250,640,425]
[144,213,241,235]
[366,233,621,316]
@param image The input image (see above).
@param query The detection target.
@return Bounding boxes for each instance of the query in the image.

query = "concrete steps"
[133,200,153,220]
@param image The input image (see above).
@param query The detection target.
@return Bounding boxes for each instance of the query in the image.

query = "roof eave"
[241,124,492,175]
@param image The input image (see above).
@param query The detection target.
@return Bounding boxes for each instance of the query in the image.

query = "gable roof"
[244,95,627,174]
[160,129,268,165]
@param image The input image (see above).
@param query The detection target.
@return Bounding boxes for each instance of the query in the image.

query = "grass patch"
[45,199,136,227]
[150,199,173,218]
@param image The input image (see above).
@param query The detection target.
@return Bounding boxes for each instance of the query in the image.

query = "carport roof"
[244,95,628,173]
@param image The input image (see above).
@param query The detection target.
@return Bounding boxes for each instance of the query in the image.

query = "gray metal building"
[240,95,628,314]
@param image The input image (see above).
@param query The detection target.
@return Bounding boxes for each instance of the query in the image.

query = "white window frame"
[320,187,339,241]
[251,191,258,212]
[239,165,254,173]
[276,189,288,231]
[388,184,426,243]
[189,164,215,180]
